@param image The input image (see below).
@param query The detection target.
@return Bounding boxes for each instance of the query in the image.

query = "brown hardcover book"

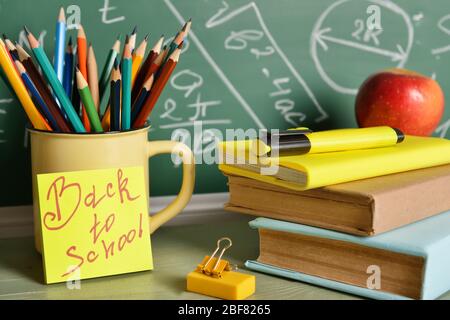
[224,164,450,236]
[256,227,425,299]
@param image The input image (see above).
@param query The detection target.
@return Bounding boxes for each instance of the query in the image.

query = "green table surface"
[0,217,448,300]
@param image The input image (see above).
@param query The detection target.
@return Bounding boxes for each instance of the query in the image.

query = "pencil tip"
[132,26,137,34]
[58,7,66,21]
[125,34,130,44]
[2,34,7,40]
[23,26,30,35]
[78,24,85,36]
[144,33,149,41]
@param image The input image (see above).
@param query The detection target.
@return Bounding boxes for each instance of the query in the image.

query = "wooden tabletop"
[0,217,448,300]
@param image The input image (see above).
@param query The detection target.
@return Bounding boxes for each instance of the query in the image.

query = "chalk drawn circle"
[310,0,414,95]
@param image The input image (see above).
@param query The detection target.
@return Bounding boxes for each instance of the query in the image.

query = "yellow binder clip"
[187,237,255,300]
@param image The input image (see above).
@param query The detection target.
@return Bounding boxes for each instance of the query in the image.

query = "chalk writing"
[99,0,125,25]
[311,0,413,95]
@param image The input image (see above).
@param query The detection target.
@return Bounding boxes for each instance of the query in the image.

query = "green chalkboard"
[1,0,450,206]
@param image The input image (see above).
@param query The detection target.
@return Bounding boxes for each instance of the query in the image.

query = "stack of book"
[219,131,450,300]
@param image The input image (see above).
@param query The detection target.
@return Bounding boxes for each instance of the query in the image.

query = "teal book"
[246,212,450,300]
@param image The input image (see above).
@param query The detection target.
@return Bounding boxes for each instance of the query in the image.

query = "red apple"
[355,68,445,136]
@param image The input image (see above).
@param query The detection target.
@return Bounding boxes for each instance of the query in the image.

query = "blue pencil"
[15,60,59,131]
[54,7,66,83]
[121,39,132,130]
[131,74,153,123]
[63,37,73,98]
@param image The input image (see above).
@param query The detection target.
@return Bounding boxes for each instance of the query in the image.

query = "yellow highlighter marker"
[254,126,404,157]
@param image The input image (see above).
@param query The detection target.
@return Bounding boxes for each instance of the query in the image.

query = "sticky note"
[37,167,152,284]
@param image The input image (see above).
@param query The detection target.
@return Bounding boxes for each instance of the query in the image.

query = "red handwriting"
[50,168,146,279]
[62,246,83,277]
[89,213,115,244]
[44,176,81,231]
[118,169,140,204]
[61,213,145,278]
[46,169,140,232]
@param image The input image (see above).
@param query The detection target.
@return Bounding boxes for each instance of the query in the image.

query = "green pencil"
[121,39,132,130]
[25,26,85,133]
[76,69,103,133]
[99,36,121,104]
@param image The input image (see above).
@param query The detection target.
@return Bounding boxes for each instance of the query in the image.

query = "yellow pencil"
[0,39,50,130]
[131,34,148,87]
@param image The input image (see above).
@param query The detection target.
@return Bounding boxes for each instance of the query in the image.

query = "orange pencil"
[77,25,90,131]
[132,48,180,128]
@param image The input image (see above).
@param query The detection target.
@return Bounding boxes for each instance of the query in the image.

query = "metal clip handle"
[202,237,232,274]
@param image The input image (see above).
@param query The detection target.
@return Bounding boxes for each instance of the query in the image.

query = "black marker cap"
[393,127,405,143]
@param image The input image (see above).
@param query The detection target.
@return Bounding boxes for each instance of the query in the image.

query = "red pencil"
[131,35,163,102]
[132,48,180,128]
[77,25,90,131]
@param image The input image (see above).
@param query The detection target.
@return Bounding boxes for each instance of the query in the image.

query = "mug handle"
[146,140,195,234]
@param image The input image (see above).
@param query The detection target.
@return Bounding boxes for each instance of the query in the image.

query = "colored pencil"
[99,35,120,103]
[54,7,66,83]
[25,27,85,132]
[77,25,90,131]
[101,34,130,131]
[147,45,168,80]
[3,36,19,61]
[71,55,81,117]
[63,37,74,98]
[129,26,137,53]
[183,18,192,38]
[131,74,153,123]
[16,60,60,131]
[131,35,163,102]
[87,44,100,112]
[133,48,181,128]
[121,40,132,130]
[101,101,111,131]
[131,34,148,86]
[75,69,103,133]
[110,62,121,131]
[166,26,185,63]
[16,43,71,132]
[0,39,51,130]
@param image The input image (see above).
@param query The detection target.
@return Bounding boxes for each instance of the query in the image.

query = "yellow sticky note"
[37,167,152,284]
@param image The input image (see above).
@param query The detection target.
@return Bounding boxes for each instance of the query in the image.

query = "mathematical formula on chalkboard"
[3,0,449,149]
[0,0,450,202]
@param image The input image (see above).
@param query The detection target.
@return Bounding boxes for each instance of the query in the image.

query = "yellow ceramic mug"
[29,125,195,252]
